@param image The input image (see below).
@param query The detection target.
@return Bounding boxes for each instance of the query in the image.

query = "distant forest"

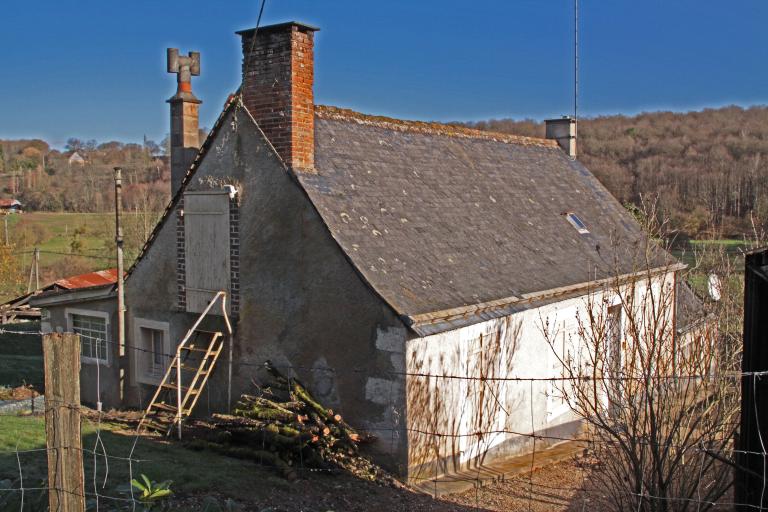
[466,105,768,239]
[0,137,171,215]
[2,106,767,240]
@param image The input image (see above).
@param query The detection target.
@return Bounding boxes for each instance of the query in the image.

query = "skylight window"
[565,213,589,234]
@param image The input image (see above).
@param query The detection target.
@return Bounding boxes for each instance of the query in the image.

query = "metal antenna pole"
[114,167,126,400]
[574,0,579,122]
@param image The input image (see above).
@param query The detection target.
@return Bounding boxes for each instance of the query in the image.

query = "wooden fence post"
[43,332,85,512]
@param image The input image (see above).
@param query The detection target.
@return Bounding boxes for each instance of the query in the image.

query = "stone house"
[0,198,22,213]
[33,21,689,479]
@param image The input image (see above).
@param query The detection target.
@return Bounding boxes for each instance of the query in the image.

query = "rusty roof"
[54,269,119,290]
[0,199,21,208]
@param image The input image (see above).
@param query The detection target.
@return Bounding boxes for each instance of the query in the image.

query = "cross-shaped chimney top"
[167,48,201,102]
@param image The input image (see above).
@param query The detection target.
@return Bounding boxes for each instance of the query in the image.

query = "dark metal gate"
[737,247,768,510]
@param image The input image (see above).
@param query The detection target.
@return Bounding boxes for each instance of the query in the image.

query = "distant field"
[7,212,116,269]
[671,239,749,270]
[0,211,161,301]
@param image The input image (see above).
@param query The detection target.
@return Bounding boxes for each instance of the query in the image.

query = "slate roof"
[296,106,675,333]
[122,95,678,335]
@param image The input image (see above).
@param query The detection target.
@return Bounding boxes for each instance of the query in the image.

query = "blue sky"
[1,0,766,147]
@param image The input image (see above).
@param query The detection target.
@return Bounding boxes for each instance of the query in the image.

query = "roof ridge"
[315,105,558,148]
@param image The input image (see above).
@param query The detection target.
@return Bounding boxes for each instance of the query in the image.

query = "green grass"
[0,211,160,302]
[0,322,42,389]
[0,414,290,510]
[8,212,116,269]
[0,315,293,510]
[689,239,747,247]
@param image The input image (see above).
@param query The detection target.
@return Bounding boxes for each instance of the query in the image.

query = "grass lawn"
[0,414,293,511]
[8,212,116,268]
[689,239,749,247]
[671,238,749,274]
[0,322,43,389]
[0,211,159,302]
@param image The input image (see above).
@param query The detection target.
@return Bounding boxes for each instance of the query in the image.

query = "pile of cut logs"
[188,362,380,480]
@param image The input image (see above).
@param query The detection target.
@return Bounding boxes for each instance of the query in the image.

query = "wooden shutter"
[184,191,230,314]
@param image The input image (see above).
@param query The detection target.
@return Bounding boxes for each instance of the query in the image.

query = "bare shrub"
[541,206,743,511]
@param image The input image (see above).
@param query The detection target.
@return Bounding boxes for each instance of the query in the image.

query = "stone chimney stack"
[545,117,577,158]
[237,22,319,172]
[167,48,202,193]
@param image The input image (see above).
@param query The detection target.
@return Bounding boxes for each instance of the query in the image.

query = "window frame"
[565,212,590,234]
[65,308,110,365]
[547,316,576,421]
[133,318,171,386]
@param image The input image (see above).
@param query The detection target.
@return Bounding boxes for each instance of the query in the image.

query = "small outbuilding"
[0,199,22,214]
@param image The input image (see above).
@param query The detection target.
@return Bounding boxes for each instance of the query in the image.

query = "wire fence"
[0,326,761,511]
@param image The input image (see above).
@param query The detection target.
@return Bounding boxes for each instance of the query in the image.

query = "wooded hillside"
[466,105,768,238]
[0,138,170,214]
[2,106,767,239]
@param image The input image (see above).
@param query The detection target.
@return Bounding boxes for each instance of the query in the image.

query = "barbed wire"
[0,336,759,509]
[0,327,759,382]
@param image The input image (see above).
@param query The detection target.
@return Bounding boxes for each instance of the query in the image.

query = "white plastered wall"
[405,271,676,480]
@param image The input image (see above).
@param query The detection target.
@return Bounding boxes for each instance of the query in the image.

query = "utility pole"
[3,214,8,246]
[27,247,39,293]
[114,168,126,400]
[34,246,40,290]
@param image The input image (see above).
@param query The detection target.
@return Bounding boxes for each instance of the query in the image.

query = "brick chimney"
[167,49,202,193]
[237,22,319,171]
[545,117,577,158]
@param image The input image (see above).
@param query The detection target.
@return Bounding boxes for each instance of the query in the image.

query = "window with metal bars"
[71,313,108,363]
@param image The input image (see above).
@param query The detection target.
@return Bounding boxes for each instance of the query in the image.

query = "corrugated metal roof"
[0,199,21,208]
[54,269,119,290]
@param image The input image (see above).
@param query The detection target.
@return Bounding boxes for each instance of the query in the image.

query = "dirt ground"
[444,457,595,512]
[172,456,597,512]
[93,409,600,511]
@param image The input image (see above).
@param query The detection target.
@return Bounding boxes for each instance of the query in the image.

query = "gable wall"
[125,106,409,471]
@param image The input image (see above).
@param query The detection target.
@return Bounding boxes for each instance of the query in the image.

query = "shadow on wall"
[407,317,522,482]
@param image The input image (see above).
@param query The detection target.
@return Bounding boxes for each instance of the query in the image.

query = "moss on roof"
[315,105,558,148]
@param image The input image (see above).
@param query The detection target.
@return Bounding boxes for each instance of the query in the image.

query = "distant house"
[31,21,697,481]
[0,199,22,214]
[68,151,86,167]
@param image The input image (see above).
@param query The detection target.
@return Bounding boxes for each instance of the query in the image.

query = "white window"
[607,304,623,377]
[66,309,110,364]
[134,319,171,385]
[547,320,575,421]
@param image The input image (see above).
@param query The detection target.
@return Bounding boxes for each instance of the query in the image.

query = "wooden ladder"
[137,291,233,438]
